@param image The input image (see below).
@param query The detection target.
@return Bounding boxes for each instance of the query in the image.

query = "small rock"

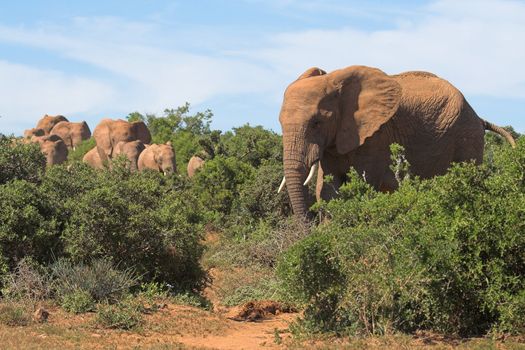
[33,308,49,323]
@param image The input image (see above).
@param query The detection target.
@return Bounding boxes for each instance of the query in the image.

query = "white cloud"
[0,60,114,133]
[0,17,278,134]
[249,0,525,99]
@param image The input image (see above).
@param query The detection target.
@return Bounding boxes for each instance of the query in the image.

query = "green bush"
[221,124,282,167]
[95,297,144,330]
[236,161,291,226]
[279,139,525,336]
[58,166,206,291]
[191,155,255,223]
[61,289,95,314]
[0,136,45,185]
[67,138,96,163]
[0,180,62,272]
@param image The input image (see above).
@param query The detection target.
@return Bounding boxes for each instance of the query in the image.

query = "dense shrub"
[279,140,525,336]
[0,180,62,271]
[58,167,206,291]
[0,136,45,184]
[221,125,282,167]
[191,155,255,222]
[236,161,291,226]
[95,297,144,330]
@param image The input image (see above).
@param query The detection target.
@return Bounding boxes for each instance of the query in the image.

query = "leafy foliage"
[0,136,45,185]
[279,139,525,336]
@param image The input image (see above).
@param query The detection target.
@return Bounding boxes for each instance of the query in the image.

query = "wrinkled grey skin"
[113,140,146,171]
[138,142,177,175]
[279,65,515,219]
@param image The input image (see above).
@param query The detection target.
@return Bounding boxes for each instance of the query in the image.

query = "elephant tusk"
[277,176,286,193]
[303,162,318,186]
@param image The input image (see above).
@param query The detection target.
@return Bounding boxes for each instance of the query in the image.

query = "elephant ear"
[132,121,152,144]
[297,67,327,80]
[334,66,401,155]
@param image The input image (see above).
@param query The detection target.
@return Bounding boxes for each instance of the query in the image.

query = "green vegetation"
[278,140,525,336]
[0,106,523,339]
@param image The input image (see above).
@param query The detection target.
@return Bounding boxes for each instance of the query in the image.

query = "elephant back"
[36,114,69,134]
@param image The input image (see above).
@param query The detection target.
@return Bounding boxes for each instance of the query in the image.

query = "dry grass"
[1,300,523,350]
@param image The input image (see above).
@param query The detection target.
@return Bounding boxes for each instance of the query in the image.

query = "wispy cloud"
[0,60,114,131]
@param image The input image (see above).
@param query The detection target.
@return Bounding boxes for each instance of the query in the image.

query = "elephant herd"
[23,115,90,166]
[21,65,517,219]
[23,115,183,175]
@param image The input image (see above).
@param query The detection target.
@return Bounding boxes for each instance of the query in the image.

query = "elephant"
[35,114,69,135]
[83,147,104,169]
[23,128,45,140]
[278,65,516,218]
[187,155,205,178]
[50,121,91,149]
[32,134,68,166]
[113,140,146,171]
[138,142,176,175]
[92,119,151,163]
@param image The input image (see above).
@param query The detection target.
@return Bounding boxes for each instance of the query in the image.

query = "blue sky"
[0,0,524,135]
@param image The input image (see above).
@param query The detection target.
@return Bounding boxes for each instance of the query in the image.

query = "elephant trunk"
[283,160,310,219]
[282,125,317,220]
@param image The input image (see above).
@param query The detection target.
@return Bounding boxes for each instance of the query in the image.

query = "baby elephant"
[138,142,176,175]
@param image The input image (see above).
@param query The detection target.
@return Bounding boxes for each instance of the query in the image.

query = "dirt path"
[175,312,295,350]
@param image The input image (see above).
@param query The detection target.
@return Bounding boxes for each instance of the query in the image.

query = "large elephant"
[278,66,515,218]
[32,134,68,166]
[113,140,146,171]
[83,147,104,169]
[50,121,91,149]
[92,119,151,163]
[187,155,205,178]
[138,142,176,175]
[36,114,69,134]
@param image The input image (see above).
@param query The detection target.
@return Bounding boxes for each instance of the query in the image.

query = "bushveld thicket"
[0,105,523,336]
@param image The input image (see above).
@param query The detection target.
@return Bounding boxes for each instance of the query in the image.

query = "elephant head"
[138,142,176,175]
[33,134,68,166]
[279,66,401,218]
[187,155,205,178]
[36,114,69,135]
[50,121,91,149]
[113,140,146,171]
[93,119,152,162]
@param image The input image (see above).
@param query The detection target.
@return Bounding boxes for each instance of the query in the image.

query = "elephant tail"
[483,119,516,148]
